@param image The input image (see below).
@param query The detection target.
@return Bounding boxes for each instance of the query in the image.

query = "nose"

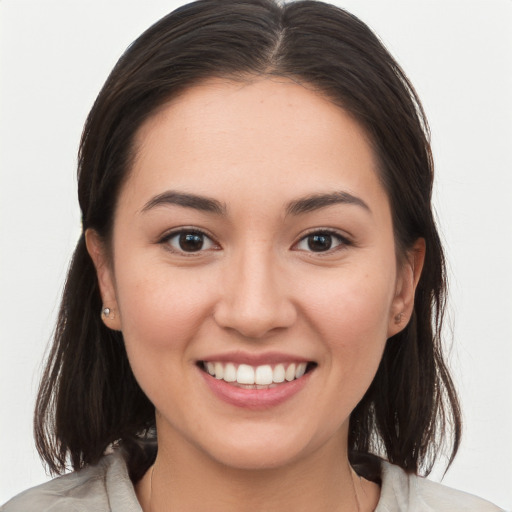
[213,248,297,339]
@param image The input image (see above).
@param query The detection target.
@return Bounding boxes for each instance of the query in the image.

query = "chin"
[211,444,305,471]
[195,424,339,472]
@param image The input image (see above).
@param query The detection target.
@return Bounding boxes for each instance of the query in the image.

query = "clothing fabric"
[1,450,503,511]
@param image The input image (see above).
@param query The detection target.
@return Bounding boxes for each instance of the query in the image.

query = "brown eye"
[307,234,332,252]
[165,230,216,253]
[295,231,349,253]
[179,233,204,251]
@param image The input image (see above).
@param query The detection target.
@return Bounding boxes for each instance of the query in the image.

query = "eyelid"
[157,226,352,255]
[292,228,353,253]
[158,227,221,254]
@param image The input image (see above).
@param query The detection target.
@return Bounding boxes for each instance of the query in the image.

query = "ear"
[85,229,122,331]
[387,238,426,337]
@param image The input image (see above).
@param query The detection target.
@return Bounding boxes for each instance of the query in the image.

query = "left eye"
[165,231,216,253]
[295,232,347,253]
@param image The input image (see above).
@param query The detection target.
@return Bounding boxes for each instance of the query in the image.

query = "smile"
[201,361,311,388]
[197,354,317,409]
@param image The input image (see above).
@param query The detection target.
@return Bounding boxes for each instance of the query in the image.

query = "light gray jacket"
[1,450,504,511]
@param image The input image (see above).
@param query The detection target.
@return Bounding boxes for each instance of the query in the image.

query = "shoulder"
[1,450,141,512]
[376,460,504,512]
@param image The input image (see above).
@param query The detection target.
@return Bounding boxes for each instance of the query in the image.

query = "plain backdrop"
[1,0,511,509]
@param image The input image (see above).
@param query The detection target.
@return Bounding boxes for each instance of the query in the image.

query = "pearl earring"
[102,307,113,319]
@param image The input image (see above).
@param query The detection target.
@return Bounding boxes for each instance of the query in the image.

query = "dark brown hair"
[35,0,461,482]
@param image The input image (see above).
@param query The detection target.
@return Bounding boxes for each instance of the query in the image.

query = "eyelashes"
[293,230,351,253]
[158,228,352,255]
[160,229,219,254]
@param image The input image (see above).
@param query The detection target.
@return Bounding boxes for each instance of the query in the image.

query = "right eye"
[294,230,351,254]
[163,230,218,253]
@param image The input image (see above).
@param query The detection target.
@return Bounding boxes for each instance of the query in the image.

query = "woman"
[1,0,504,510]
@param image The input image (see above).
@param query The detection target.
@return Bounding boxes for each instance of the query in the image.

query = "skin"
[87,78,424,511]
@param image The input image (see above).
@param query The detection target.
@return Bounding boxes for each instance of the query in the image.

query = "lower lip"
[199,368,312,410]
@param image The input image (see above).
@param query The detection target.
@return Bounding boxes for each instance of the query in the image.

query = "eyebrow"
[141,191,226,215]
[285,191,371,216]
[140,190,370,217]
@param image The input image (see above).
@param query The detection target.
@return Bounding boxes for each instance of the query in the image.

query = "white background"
[1,0,511,509]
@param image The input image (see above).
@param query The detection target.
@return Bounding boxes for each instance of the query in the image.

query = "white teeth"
[204,361,311,385]
[214,362,224,380]
[285,363,296,382]
[255,365,273,385]
[295,362,307,379]
[237,364,255,384]
[273,364,285,383]
[224,363,237,382]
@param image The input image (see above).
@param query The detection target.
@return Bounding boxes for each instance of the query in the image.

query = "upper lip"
[198,351,314,366]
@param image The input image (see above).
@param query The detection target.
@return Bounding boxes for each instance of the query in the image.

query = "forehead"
[124,78,386,215]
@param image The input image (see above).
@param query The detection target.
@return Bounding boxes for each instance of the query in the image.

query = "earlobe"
[85,229,122,331]
[387,238,426,337]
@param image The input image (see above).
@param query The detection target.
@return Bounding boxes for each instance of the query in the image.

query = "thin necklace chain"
[149,465,155,512]
[350,464,363,512]
[148,464,363,512]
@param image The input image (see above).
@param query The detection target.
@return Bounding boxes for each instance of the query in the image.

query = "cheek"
[302,266,395,343]
[298,264,395,394]
[114,262,216,358]
[113,263,220,410]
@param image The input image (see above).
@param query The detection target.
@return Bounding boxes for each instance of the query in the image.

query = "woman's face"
[89,78,421,470]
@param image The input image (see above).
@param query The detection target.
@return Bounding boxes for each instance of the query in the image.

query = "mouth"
[198,360,317,389]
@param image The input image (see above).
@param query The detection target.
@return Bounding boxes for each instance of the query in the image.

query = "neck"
[136,432,378,512]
